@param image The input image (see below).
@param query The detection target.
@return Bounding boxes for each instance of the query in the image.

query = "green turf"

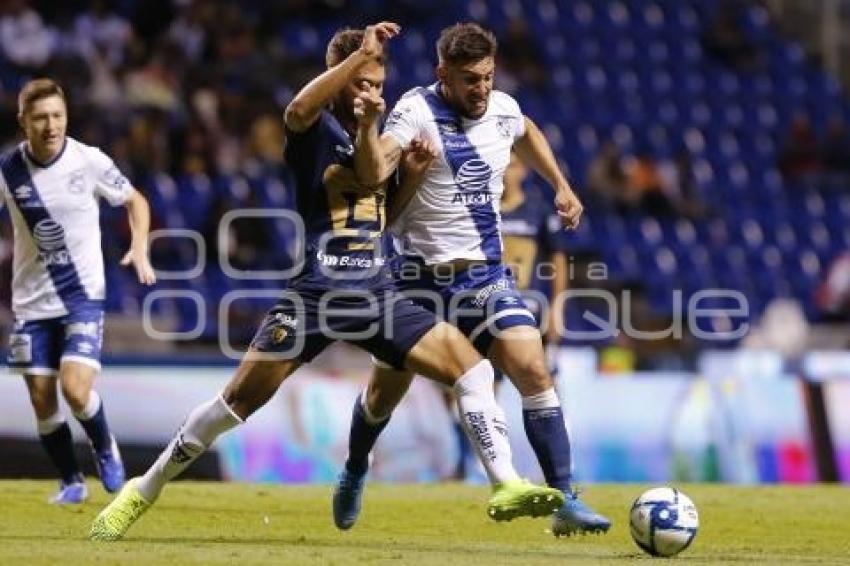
[2,481,849,564]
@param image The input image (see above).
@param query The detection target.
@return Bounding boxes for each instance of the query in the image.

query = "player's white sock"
[454,360,520,486]
[137,394,242,502]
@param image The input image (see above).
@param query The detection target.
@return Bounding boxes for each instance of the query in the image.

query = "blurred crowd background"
[1,0,850,370]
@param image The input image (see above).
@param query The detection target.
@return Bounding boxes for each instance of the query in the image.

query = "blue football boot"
[552,490,612,536]
[92,435,125,493]
[49,473,88,505]
[332,468,367,530]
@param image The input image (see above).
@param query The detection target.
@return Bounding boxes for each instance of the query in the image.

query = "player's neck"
[25,139,65,167]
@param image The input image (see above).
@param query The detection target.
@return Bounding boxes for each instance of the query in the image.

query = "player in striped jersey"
[0,79,156,504]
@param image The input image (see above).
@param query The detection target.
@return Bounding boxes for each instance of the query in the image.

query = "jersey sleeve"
[86,146,133,206]
[507,95,526,140]
[383,92,425,149]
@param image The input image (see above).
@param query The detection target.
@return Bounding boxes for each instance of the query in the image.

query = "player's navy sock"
[345,392,390,476]
[522,388,572,493]
[74,391,111,453]
[38,413,81,484]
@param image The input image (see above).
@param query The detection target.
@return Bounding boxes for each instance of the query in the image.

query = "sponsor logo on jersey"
[315,249,386,268]
[454,158,492,191]
[32,219,72,266]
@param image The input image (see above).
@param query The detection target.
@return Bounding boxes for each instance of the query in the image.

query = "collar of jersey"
[24,138,68,169]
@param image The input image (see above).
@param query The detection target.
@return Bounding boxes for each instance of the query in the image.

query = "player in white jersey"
[1,79,155,504]
[334,23,611,536]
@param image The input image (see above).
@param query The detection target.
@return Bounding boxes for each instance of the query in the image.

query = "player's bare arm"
[284,21,400,133]
[353,81,387,186]
[387,136,438,223]
[120,189,156,285]
[513,116,583,230]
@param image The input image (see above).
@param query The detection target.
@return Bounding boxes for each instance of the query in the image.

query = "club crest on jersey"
[496,117,513,139]
[67,170,86,194]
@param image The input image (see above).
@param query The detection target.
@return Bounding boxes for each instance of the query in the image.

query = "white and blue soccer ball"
[629,487,699,557]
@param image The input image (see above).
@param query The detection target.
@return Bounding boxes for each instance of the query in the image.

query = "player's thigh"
[487,325,553,396]
[57,359,99,410]
[23,374,59,418]
[222,350,301,419]
[404,322,482,386]
[366,362,415,419]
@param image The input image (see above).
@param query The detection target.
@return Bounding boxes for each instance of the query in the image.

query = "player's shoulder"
[489,90,523,116]
[386,87,431,128]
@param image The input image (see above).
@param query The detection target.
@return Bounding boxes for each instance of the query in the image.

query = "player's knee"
[509,356,553,396]
[28,387,58,418]
[60,380,90,413]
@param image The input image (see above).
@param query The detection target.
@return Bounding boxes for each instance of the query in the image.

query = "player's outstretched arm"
[353,83,387,186]
[120,189,156,285]
[513,116,583,230]
[284,22,400,133]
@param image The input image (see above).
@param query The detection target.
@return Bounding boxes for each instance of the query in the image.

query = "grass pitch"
[1,481,849,565]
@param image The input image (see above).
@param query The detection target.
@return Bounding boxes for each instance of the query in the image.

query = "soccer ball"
[629,487,699,557]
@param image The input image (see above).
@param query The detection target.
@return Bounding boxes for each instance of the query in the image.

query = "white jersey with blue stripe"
[384,84,525,264]
[0,138,133,320]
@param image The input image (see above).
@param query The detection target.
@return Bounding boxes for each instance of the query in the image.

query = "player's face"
[338,60,385,125]
[438,57,495,119]
[20,95,67,160]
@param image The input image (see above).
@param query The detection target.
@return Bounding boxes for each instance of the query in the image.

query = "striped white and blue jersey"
[0,138,133,320]
[385,84,525,264]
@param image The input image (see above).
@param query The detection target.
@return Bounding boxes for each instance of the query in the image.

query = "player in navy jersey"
[91,23,563,542]
[335,23,611,537]
[0,79,156,504]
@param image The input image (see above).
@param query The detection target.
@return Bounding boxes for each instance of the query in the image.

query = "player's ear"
[16,112,25,131]
[436,64,448,83]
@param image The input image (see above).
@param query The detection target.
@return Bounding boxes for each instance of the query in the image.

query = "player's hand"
[401,136,438,179]
[359,21,401,60]
[121,246,156,285]
[554,189,583,230]
[353,84,386,127]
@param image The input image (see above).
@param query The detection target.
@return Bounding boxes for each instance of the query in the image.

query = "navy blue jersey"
[500,189,564,295]
[285,111,391,289]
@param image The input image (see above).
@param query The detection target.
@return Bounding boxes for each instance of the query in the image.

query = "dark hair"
[18,78,65,116]
[326,28,387,67]
[436,23,497,65]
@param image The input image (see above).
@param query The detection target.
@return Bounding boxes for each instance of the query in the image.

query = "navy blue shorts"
[7,302,105,375]
[391,257,537,357]
[251,286,437,370]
